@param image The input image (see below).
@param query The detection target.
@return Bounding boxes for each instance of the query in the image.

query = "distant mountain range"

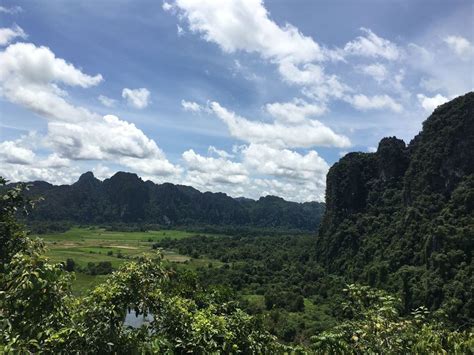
[20,172,325,231]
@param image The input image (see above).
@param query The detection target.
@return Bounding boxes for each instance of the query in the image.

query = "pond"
[124,310,154,328]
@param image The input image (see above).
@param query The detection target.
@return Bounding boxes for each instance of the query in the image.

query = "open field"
[37,227,221,295]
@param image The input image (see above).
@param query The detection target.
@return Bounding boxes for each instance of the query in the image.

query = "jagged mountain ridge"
[21,172,325,231]
[316,92,474,323]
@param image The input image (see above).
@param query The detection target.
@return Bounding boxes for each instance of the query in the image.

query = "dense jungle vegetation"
[2,179,473,353]
[1,93,473,353]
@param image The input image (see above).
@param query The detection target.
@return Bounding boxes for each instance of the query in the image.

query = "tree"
[0,177,285,353]
[65,258,76,272]
[310,284,474,354]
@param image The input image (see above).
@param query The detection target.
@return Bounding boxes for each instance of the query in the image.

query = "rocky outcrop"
[320,92,473,234]
[315,92,474,323]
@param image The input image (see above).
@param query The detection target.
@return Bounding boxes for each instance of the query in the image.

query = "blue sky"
[0,0,472,201]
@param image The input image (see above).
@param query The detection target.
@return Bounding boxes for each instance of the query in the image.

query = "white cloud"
[416,93,449,112]
[0,43,102,122]
[242,143,328,182]
[277,60,349,101]
[181,99,202,112]
[0,162,80,185]
[210,101,350,148]
[162,2,173,11]
[243,144,328,201]
[98,95,116,107]
[39,153,71,168]
[0,42,180,180]
[359,62,387,83]
[231,59,261,81]
[208,145,234,158]
[0,140,36,164]
[346,94,402,112]
[122,87,150,109]
[177,24,185,36]
[0,42,102,88]
[92,164,112,180]
[265,99,326,124]
[180,144,329,202]
[182,149,248,186]
[0,6,22,14]
[0,135,75,184]
[0,24,27,46]
[46,114,165,160]
[407,42,472,97]
[444,35,473,59]
[168,0,324,64]
[119,156,182,178]
[344,27,400,60]
[166,0,348,103]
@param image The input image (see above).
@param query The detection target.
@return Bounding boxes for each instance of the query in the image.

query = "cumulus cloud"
[0,42,180,181]
[0,134,76,184]
[265,99,326,124]
[0,24,27,46]
[39,153,71,168]
[98,95,116,107]
[180,144,329,201]
[165,0,324,64]
[92,164,113,180]
[182,149,248,186]
[47,115,165,160]
[407,42,472,97]
[444,35,473,59]
[0,140,36,164]
[122,87,150,109]
[0,162,80,185]
[0,42,102,122]
[346,94,402,112]
[359,63,387,83]
[0,42,102,88]
[243,144,328,201]
[162,2,173,11]
[165,0,350,103]
[242,143,328,181]
[181,99,202,112]
[344,27,400,60]
[210,101,350,148]
[416,93,449,112]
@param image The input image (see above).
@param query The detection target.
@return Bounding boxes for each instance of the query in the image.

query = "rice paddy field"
[37,227,221,295]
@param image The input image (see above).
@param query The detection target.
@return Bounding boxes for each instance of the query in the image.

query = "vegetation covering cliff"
[1,93,473,353]
[316,92,474,324]
[22,172,325,231]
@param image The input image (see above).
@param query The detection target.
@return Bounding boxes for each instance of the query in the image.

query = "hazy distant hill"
[316,92,474,323]
[20,172,325,231]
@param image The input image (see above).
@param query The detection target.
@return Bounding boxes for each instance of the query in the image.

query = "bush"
[65,258,75,272]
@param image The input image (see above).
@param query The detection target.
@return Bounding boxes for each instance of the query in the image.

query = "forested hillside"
[19,173,324,231]
[316,92,474,324]
[1,93,473,353]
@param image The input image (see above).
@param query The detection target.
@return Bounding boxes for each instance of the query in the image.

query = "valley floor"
[40,227,222,295]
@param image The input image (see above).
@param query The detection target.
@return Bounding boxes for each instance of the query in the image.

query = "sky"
[0,0,473,202]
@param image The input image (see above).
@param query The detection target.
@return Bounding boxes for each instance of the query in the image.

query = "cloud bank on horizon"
[0,0,472,202]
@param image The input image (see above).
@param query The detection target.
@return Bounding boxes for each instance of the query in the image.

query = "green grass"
[71,273,109,296]
[37,227,220,296]
[40,227,198,242]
